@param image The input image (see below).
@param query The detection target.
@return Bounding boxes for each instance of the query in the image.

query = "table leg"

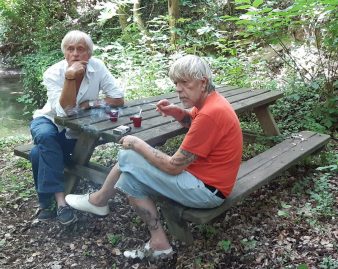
[253,105,281,136]
[64,132,100,194]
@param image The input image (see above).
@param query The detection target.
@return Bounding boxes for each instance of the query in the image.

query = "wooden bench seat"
[13,144,109,187]
[157,131,330,244]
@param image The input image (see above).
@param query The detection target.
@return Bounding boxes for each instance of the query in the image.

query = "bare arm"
[59,61,87,110]
[119,135,197,175]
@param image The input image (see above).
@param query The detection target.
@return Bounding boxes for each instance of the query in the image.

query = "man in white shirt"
[29,30,124,225]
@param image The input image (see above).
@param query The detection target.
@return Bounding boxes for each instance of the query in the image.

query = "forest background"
[0,0,337,268]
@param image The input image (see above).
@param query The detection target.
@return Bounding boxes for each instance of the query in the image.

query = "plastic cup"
[108,109,119,122]
[131,115,142,127]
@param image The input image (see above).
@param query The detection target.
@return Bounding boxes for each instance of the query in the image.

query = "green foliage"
[223,0,338,103]
[107,233,121,246]
[197,224,218,238]
[272,81,337,134]
[1,174,34,200]
[277,202,292,218]
[18,50,62,113]
[0,0,73,56]
[295,165,337,220]
[218,240,232,252]
[242,142,269,160]
[308,171,336,217]
[0,135,33,200]
[319,256,338,269]
[240,238,257,251]
[96,42,173,100]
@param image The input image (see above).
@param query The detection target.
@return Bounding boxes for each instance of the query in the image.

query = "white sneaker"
[124,241,173,259]
[65,194,109,216]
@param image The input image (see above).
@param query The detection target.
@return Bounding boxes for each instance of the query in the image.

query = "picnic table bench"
[14,85,330,244]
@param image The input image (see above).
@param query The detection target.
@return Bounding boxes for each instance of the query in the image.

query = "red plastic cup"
[108,109,119,122]
[131,115,142,127]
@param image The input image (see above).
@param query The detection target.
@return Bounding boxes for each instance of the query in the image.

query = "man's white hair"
[169,54,215,92]
[61,30,94,56]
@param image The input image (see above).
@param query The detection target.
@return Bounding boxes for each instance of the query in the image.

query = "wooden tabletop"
[55,85,283,147]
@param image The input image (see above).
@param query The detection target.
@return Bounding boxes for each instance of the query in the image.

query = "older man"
[29,30,124,225]
[66,55,242,258]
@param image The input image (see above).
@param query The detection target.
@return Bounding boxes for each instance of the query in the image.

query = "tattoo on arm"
[134,206,160,231]
[170,149,197,167]
[180,113,192,128]
[151,148,165,161]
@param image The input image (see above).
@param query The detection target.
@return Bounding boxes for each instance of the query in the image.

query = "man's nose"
[73,49,80,55]
[176,84,182,92]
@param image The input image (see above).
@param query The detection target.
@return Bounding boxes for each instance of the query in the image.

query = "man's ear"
[202,77,208,91]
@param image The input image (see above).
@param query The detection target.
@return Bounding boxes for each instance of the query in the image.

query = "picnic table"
[55,84,283,180]
[14,84,330,244]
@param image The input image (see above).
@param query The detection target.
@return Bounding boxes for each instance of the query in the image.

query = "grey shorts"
[115,149,224,209]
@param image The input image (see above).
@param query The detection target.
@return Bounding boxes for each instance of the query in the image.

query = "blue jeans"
[29,117,76,209]
[115,150,224,209]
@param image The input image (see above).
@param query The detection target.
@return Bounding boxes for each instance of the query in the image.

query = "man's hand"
[119,135,143,150]
[65,61,88,79]
[156,99,184,120]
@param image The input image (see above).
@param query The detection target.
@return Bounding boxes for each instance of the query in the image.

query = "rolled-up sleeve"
[42,66,68,117]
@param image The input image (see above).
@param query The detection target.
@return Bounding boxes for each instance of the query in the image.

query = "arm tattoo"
[170,149,197,167]
[134,206,160,231]
[151,148,165,161]
[179,113,192,128]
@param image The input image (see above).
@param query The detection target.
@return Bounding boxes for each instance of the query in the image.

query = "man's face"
[64,39,90,66]
[175,78,207,109]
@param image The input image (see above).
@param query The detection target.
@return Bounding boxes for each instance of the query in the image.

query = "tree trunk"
[227,0,234,16]
[117,4,129,31]
[133,0,146,32]
[168,0,180,45]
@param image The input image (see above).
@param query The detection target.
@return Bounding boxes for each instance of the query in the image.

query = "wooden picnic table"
[54,85,283,192]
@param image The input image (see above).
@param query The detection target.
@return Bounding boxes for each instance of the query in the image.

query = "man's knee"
[30,117,58,144]
[118,149,145,166]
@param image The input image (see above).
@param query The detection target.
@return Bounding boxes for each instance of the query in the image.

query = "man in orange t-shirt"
[65,55,243,260]
[182,90,242,197]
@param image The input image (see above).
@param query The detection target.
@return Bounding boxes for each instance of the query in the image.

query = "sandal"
[124,241,173,259]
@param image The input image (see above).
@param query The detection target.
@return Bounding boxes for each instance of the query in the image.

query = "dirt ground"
[0,141,337,269]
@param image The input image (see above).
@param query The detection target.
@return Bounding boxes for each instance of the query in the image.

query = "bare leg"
[55,192,67,207]
[89,164,121,206]
[129,196,171,250]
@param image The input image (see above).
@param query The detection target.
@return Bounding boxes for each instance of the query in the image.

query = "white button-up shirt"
[33,57,124,138]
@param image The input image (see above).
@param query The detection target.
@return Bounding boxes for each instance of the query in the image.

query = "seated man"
[65,55,243,258]
[29,30,124,225]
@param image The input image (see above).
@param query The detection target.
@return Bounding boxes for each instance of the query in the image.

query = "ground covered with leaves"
[0,135,337,269]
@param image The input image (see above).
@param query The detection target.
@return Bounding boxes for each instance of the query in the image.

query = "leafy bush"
[272,80,337,134]
[222,0,338,99]
[18,51,62,114]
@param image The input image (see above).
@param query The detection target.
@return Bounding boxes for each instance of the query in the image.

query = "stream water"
[0,72,31,137]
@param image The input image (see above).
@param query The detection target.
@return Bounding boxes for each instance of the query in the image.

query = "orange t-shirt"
[181,91,243,197]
